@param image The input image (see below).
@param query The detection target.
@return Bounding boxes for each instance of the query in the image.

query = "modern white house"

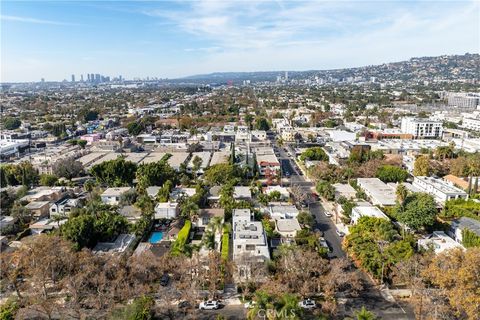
[267,203,299,220]
[351,205,390,224]
[101,187,133,206]
[232,209,270,264]
[356,178,397,206]
[154,202,180,220]
[412,176,468,204]
[418,231,464,254]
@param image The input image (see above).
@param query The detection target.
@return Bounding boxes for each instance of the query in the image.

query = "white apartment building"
[356,178,397,206]
[400,117,443,139]
[412,176,468,204]
[232,209,270,263]
[447,93,480,109]
[351,205,390,224]
[461,111,480,132]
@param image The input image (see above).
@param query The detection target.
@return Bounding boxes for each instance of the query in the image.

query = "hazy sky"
[1,0,479,82]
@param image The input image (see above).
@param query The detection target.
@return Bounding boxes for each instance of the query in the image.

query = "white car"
[298,299,317,309]
[336,230,345,237]
[325,212,333,217]
[199,300,220,310]
[244,301,257,309]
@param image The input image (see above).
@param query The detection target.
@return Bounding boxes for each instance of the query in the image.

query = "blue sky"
[1,0,479,82]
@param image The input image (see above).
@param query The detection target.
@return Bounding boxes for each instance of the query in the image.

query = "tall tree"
[413,156,431,176]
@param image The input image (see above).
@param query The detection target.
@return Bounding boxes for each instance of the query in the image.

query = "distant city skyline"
[1,0,479,82]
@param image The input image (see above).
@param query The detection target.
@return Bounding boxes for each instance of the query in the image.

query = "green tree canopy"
[375,165,408,183]
[316,180,335,201]
[395,192,438,231]
[90,157,137,187]
[345,217,414,280]
[300,147,329,162]
[255,117,270,131]
[203,163,242,186]
[2,117,21,130]
[136,159,177,190]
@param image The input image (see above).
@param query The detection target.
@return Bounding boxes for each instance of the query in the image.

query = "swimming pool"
[149,231,164,243]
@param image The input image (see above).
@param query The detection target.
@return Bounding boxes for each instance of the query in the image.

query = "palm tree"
[278,293,302,320]
[247,291,272,320]
[396,183,408,205]
[180,200,199,221]
[208,216,223,235]
[354,306,376,320]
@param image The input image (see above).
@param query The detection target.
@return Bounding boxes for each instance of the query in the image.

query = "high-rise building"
[285,71,288,81]
[87,74,90,82]
[41,78,45,83]
[71,74,75,82]
[80,74,84,82]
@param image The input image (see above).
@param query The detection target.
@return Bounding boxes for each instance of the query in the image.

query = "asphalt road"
[274,142,346,259]
[195,305,246,320]
[309,202,346,259]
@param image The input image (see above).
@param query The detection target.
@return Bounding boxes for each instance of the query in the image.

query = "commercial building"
[400,117,443,139]
[447,93,479,109]
[412,176,468,203]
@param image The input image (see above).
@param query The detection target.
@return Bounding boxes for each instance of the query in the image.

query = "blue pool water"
[149,231,164,243]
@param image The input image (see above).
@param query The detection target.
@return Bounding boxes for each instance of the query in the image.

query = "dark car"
[160,273,170,286]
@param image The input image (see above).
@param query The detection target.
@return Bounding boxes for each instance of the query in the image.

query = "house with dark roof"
[451,216,480,244]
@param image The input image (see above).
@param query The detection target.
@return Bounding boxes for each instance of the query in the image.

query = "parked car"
[160,273,170,286]
[199,300,220,310]
[298,299,317,309]
[325,212,332,218]
[244,301,257,309]
[336,230,345,237]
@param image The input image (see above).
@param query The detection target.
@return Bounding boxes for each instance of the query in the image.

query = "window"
[246,244,255,251]
[202,217,210,225]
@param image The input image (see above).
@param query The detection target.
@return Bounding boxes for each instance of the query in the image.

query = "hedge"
[171,220,191,255]
[221,231,229,260]
[462,228,480,248]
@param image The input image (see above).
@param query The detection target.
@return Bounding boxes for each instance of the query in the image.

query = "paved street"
[195,305,246,320]
[309,202,346,258]
[273,139,415,319]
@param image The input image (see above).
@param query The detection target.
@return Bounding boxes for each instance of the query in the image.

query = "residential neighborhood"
[1,53,480,320]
